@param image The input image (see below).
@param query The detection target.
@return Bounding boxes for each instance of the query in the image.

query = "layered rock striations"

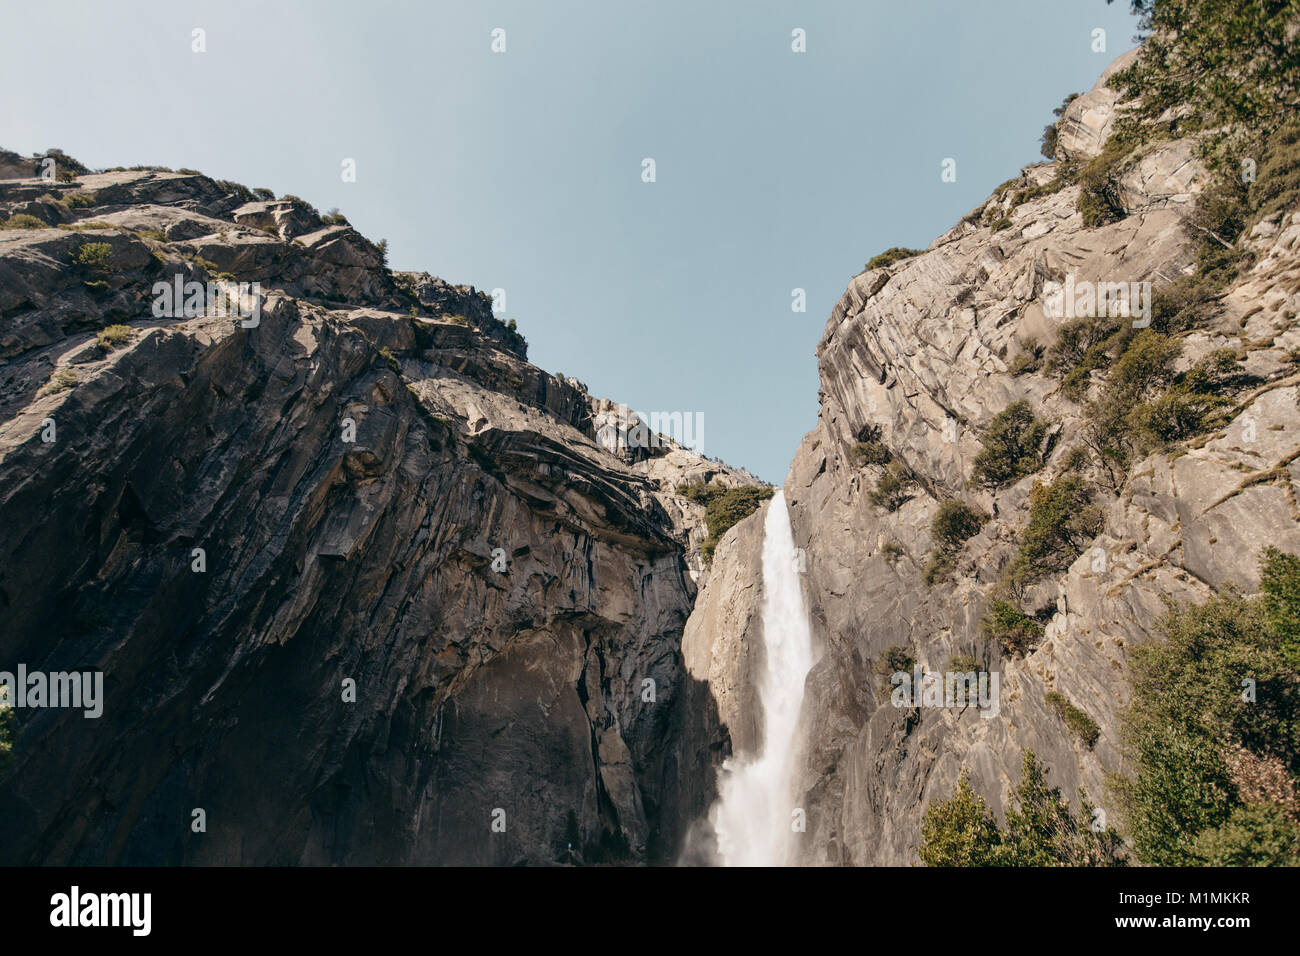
[685,50,1300,864]
[0,158,760,864]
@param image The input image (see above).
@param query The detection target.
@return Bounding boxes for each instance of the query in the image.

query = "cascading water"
[709,489,815,866]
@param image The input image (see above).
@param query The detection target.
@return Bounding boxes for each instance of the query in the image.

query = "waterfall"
[709,489,815,866]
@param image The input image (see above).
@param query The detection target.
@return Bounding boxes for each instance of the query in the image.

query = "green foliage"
[980,599,1044,657]
[948,654,981,673]
[1,213,46,230]
[849,440,890,467]
[875,645,915,692]
[924,499,984,586]
[865,247,924,270]
[923,550,956,588]
[322,208,350,226]
[96,324,131,349]
[1046,691,1101,748]
[1107,0,1300,136]
[970,400,1049,488]
[280,194,321,218]
[74,242,112,270]
[1083,335,1237,477]
[1008,475,1103,586]
[36,368,78,397]
[990,216,1012,232]
[214,179,254,203]
[1077,132,1135,227]
[375,238,389,267]
[919,771,1003,866]
[882,539,905,562]
[1008,341,1042,376]
[682,484,776,561]
[920,752,1126,866]
[1040,92,1080,159]
[1190,803,1300,865]
[1259,546,1300,669]
[1113,547,1300,865]
[1250,117,1300,223]
[253,187,275,201]
[63,191,97,208]
[869,461,915,511]
[932,500,984,550]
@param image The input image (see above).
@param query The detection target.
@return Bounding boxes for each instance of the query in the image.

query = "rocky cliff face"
[0,159,760,864]
[684,50,1300,864]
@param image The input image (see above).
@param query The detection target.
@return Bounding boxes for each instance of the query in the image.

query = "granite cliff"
[683,45,1300,864]
[0,156,760,864]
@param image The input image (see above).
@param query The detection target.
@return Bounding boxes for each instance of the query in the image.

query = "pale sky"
[0,0,1140,481]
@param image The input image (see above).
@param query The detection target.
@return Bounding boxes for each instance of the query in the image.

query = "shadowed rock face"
[0,162,759,864]
[683,50,1300,864]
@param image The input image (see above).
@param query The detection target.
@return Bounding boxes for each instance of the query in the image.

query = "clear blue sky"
[1,0,1139,482]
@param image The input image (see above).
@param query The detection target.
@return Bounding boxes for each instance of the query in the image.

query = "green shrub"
[1008,475,1103,586]
[1039,92,1079,159]
[64,191,97,208]
[1046,691,1101,748]
[74,242,112,270]
[874,645,914,688]
[882,539,905,562]
[923,550,956,588]
[1046,315,1123,378]
[849,440,890,467]
[948,654,982,673]
[920,751,1125,866]
[322,208,350,226]
[36,368,78,397]
[96,324,131,349]
[991,216,1012,232]
[919,771,1003,866]
[870,461,915,511]
[253,187,276,201]
[1076,132,1134,227]
[865,247,924,270]
[697,485,775,561]
[970,400,1049,488]
[1,213,46,229]
[932,500,984,550]
[280,194,321,218]
[981,599,1043,657]
[1113,547,1300,866]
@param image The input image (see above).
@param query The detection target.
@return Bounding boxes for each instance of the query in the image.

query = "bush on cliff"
[678,483,775,562]
[920,751,1126,866]
[1007,475,1104,586]
[865,247,924,271]
[1112,547,1300,866]
[970,400,1049,489]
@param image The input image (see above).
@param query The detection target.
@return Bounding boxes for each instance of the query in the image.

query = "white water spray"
[709,490,815,866]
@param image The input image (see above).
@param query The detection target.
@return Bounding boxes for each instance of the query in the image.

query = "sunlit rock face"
[680,48,1300,865]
